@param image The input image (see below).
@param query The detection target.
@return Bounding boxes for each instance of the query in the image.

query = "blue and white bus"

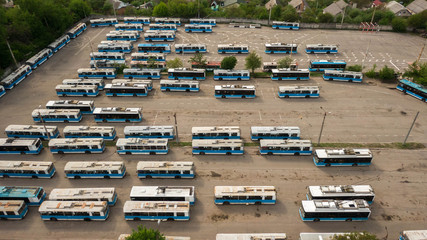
[215,85,256,98]
[160,80,199,92]
[93,107,142,123]
[400,231,427,240]
[5,125,59,140]
[116,23,144,32]
[144,30,175,42]
[168,68,206,80]
[154,18,181,26]
[218,44,249,54]
[55,85,99,97]
[124,126,175,139]
[90,52,125,61]
[0,65,32,90]
[63,126,116,141]
[131,52,166,62]
[185,24,212,33]
[48,35,70,53]
[39,201,109,221]
[62,79,105,91]
[265,43,297,54]
[0,161,55,179]
[309,60,346,72]
[124,17,150,25]
[263,62,278,72]
[112,79,153,91]
[307,185,375,204]
[137,161,194,179]
[105,83,148,97]
[0,85,5,98]
[190,18,216,26]
[49,138,105,154]
[64,161,126,179]
[130,186,195,205]
[0,186,46,206]
[46,100,95,114]
[49,188,117,206]
[323,70,363,83]
[98,41,133,53]
[0,138,43,155]
[299,199,371,221]
[272,21,299,30]
[271,68,310,80]
[260,139,312,155]
[67,22,87,39]
[175,44,207,54]
[124,68,161,80]
[250,126,300,140]
[397,79,427,102]
[0,200,28,220]
[192,139,243,155]
[278,86,319,98]
[26,48,52,70]
[192,126,240,139]
[149,24,177,31]
[90,59,125,69]
[116,138,169,155]
[313,148,373,167]
[217,234,287,240]
[214,186,276,205]
[78,68,117,79]
[138,43,171,53]
[124,201,190,221]
[214,69,250,81]
[106,31,139,41]
[32,109,82,123]
[130,60,166,69]
[306,44,338,54]
[90,18,118,27]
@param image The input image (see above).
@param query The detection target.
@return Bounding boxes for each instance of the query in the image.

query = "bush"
[277,57,293,68]
[391,17,407,32]
[407,10,427,29]
[346,65,362,72]
[365,64,377,78]
[221,56,237,70]
[403,62,427,86]
[378,65,396,82]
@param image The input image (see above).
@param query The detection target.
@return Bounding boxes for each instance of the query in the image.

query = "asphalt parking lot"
[0,23,426,239]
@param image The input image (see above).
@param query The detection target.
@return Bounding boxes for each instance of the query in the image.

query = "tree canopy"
[167,57,184,69]
[189,53,207,67]
[332,232,379,240]
[245,51,262,73]
[221,56,237,70]
[126,226,165,240]
[277,57,293,68]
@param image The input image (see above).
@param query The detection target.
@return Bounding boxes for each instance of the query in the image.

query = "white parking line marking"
[389,60,400,71]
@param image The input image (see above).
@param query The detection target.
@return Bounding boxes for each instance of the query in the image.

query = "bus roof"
[138,43,170,47]
[168,68,206,73]
[192,139,243,147]
[272,68,309,73]
[77,68,116,73]
[55,84,98,90]
[260,139,312,146]
[251,126,300,133]
[5,124,57,132]
[308,185,374,197]
[48,138,104,147]
[64,161,124,171]
[39,201,108,212]
[0,138,40,146]
[63,126,115,133]
[32,109,81,116]
[400,79,427,94]
[299,233,348,240]
[0,200,25,212]
[301,199,370,212]
[160,80,199,85]
[278,86,319,91]
[93,107,141,114]
[46,100,94,106]
[402,231,427,240]
[306,44,338,48]
[214,69,250,74]
[218,44,249,48]
[0,186,42,197]
[315,149,372,158]
[130,186,194,197]
[310,60,346,64]
[215,85,255,90]
[124,201,189,212]
[49,188,115,200]
[191,126,240,133]
[324,70,363,75]
[124,125,174,133]
[214,186,276,196]
[105,83,148,89]
[175,43,206,48]
[265,43,297,47]
[116,138,168,146]
[137,161,194,171]
[0,161,52,171]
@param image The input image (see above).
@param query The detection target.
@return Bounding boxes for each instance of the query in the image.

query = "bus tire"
[160,51,163,53]
[104,175,110,179]
[203,30,205,33]
[64,120,69,123]
[196,51,199,53]
[147,77,151,80]
[279,78,282,80]
[352,163,358,167]
[311,51,314,54]
[255,201,261,205]
[175,175,181,179]
[32,175,38,179]
[222,51,225,54]
[134,217,140,221]
[325,163,331,167]
[133,93,137,97]
[126,151,132,155]
[329,78,333,81]
[146,175,152,179]
[200,152,205,155]
[226,152,231,155]
[189,30,192,33]
[58,151,64,154]
[84,76,88,79]
[50,217,58,221]
[186,89,190,92]
[297,77,300,80]
[294,152,300,156]
[103,77,107,79]
[313,218,320,222]
[85,150,91,154]
[125,120,130,123]
[345,218,352,222]
[166,88,170,92]
[221,95,226,98]
[238,78,241,81]
[150,152,156,155]
[175,77,178,80]
[223,201,230,205]
[284,95,289,98]
[403,90,407,94]
[267,152,273,155]
[290,27,293,30]
[349,80,352,83]
[305,95,310,98]
[326,51,330,54]
[3,175,9,178]
[219,77,223,81]
[241,96,246,99]
[193,77,197,80]
[149,39,152,42]
[74,176,80,179]
[0,217,7,220]
[83,94,87,97]
[102,119,107,123]
[167,218,174,221]
[84,218,91,221]
[113,93,117,97]
[20,151,26,155]
[62,94,66,97]
[276,27,279,29]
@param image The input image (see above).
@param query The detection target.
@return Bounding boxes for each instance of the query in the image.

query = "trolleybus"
[168,68,206,80]
[0,161,55,178]
[185,24,212,33]
[48,188,117,206]
[124,17,150,25]
[397,79,427,102]
[154,18,181,26]
[62,79,105,91]
[106,31,139,41]
[90,18,118,27]
[0,138,43,155]
[137,43,171,53]
[105,83,148,97]
[250,126,300,140]
[39,200,109,221]
[26,48,52,70]
[115,23,143,32]
[313,148,373,167]
[124,68,161,79]
[278,86,319,98]
[93,107,142,122]
[5,125,59,140]
[214,186,276,205]
[323,70,363,83]
[112,79,153,91]
[137,161,194,179]
[271,68,310,80]
[124,201,189,221]
[48,138,105,154]
[64,161,126,179]
[259,139,312,155]
[67,22,87,39]
[0,186,46,205]
[272,21,299,30]
[192,139,244,155]
[144,31,175,42]
[309,60,346,72]
[175,44,207,54]
[0,200,28,220]
[130,60,166,69]
[55,84,99,97]
[124,126,175,139]
[77,68,116,79]
[265,43,297,54]
[130,186,195,205]
[215,85,256,98]
[306,44,338,54]
[46,100,95,114]
[400,231,427,240]
[0,65,32,90]
[214,70,250,81]
[190,18,216,26]
[63,126,116,141]
[262,62,278,72]
[116,138,169,155]
[131,52,166,62]
[218,44,249,54]
[307,185,375,204]
[299,199,371,221]
[48,35,71,53]
[160,80,199,92]
[98,41,133,53]
[216,234,287,240]
[32,109,82,123]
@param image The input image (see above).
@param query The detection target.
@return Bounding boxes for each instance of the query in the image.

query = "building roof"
[289,0,303,8]
[386,1,407,14]
[265,0,278,10]
[406,0,427,14]
[372,0,384,7]
[108,0,130,10]
[323,0,348,16]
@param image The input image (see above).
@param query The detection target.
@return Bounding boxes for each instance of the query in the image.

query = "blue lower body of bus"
[215,199,276,204]
[176,49,207,54]
[145,37,175,42]
[106,92,148,97]
[185,29,212,33]
[68,27,86,39]
[190,22,216,26]
[107,37,138,41]
[41,209,109,221]
[251,136,300,141]
[0,145,43,155]
[305,50,338,54]
[272,25,299,30]
[78,74,117,79]
[28,54,52,70]
[125,215,189,221]
[192,150,244,155]
[312,157,371,167]
[99,49,132,53]
[108,194,118,206]
[117,149,169,155]
[0,90,5,98]
[94,118,142,123]
[91,23,117,27]
[116,28,143,32]
[299,209,368,221]
[265,50,297,54]
[51,40,70,53]
[56,92,99,97]
[132,58,165,62]
[309,67,345,72]
[271,76,309,80]
[125,21,150,25]
[65,134,116,141]
[192,136,241,140]
[0,167,55,179]
[278,93,319,98]
[91,57,126,62]
[2,70,32,90]
[124,74,161,80]
[323,75,362,82]
[51,148,105,154]
[0,205,28,220]
[260,150,312,155]
[168,76,205,81]
[218,50,249,54]
[138,173,195,178]
[33,117,82,123]
[138,50,171,54]
[66,171,126,179]
[125,135,174,139]
[215,94,256,99]
[397,85,427,102]
[214,76,250,81]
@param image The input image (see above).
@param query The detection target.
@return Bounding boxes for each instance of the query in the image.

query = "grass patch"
[244,142,260,146]
[105,141,117,147]
[310,72,323,77]
[314,142,425,149]
[253,72,271,78]
[169,141,192,147]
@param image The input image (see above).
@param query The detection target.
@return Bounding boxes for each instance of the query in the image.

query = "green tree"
[403,62,427,86]
[281,5,299,22]
[221,56,237,70]
[318,12,334,23]
[391,17,407,32]
[347,65,362,72]
[153,2,169,17]
[102,1,113,15]
[167,58,183,68]
[378,65,396,82]
[407,10,427,29]
[126,226,165,240]
[277,57,293,68]
[88,0,106,12]
[189,53,207,67]
[147,58,158,69]
[300,8,318,23]
[365,64,377,78]
[271,5,282,21]
[69,0,92,21]
[332,232,379,240]
[245,51,262,73]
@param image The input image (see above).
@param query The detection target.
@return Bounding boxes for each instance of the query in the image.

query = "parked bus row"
[92,17,217,28]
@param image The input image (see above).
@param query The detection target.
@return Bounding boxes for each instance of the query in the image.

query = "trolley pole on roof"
[173,112,179,144]
[317,107,327,145]
[403,111,419,145]
[38,105,50,141]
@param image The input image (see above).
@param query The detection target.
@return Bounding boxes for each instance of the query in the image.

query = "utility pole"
[416,39,426,63]
[38,105,51,141]
[268,7,272,26]
[198,0,200,18]
[403,111,419,144]
[317,107,327,145]
[361,39,371,71]
[341,7,346,26]
[6,39,19,68]
[173,113,179,143]
[370,6,376,23]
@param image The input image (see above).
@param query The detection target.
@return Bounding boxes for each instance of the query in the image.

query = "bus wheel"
[84,218,91,221]
[102,119,107,123]
[290,27,293,30]
[255,201,261,205]
[267,152,273,155]
[64,120,69,123]
[349,80,352,83]
[186,89,190,92]
[222,51,225,54]
[58,151,64,154]
[352,163,358,167]
[294,152,300,156]
[193,77,197,80]
[223,201,230,205]
[297,78,300,80]
[279,78,282,80]
[196,51,199,53]
[237,78,241,81]
[276,27,279,29]
[241,96,246,99]
[284,95,289,98]
[32,175,38,179]
[326,51,330,54]
[85,150,91,154]
[74,176,80,179]
[175,175,181,179]
[311,51,314,54]
[149,39,152,42]
[3,175,9,178]
[203,30,205,33]
[313,218,320,222]
[226,152,231,155]
[219,78,223,81]
[329,78,333,81]
[113,93,117,97]
[200,152,205,155]
[126,152,132,155]
[238,51,241,54]
[125,120,130,123]
[403,90,407,94]
[133,93,137,97]
[325,163,331,167]
[146,175,152,179]
[345,218,352,222]
[83,94,87,97]
[62,94,66,97]
[20,152,26,155]
[166,88,170,92]
[134,217,140,221]
[147,77,151,80]
[221,95,226,98]
[305,95,310,98]
[167,218,174,221]
[160,51,163,53]
[189,30,192,33]
[0,217,7,220]
[50,217,58,221]
[104,175,110,179]
[150,152,156,155]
